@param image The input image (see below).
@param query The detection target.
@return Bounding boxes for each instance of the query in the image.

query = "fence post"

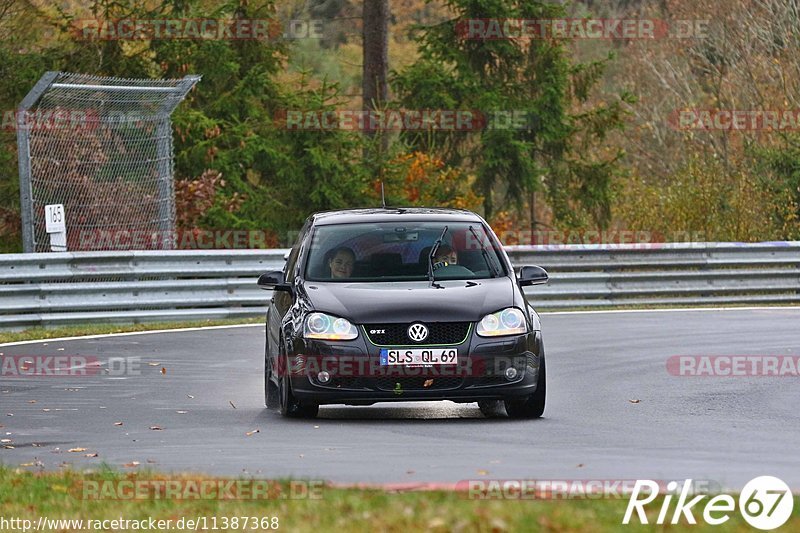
[155,75,201,250]
[16,71,59,253]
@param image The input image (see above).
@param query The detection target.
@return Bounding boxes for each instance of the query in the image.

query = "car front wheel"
[504,349,546,419]
[279,356,319,418]
[265,350,279,409]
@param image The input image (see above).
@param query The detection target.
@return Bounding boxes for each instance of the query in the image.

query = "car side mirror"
[258,271,292,292]
[518,265,549,286]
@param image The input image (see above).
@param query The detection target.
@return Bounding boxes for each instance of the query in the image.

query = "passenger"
[432,244,458,268]
[328,247,355,279]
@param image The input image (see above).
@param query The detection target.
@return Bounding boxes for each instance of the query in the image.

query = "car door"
[267,219,310,364]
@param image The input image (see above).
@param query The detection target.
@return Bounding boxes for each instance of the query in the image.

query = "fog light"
[504,367,518,381]
[317,371,331,384]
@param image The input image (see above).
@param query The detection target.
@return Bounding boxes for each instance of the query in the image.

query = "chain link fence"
[16,71,200,253]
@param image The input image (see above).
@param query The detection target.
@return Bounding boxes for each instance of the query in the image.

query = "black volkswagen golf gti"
[259,208,549,419]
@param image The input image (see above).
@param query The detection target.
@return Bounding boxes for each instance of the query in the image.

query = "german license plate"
[380,348,458,366]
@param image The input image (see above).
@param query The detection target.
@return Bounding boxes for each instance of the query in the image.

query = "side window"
[284,219,310,282]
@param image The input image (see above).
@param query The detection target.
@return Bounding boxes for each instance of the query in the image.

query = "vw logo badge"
[407,323,429,342]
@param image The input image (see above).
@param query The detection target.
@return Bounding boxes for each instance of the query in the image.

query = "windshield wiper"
[428,226,449,288]
[469,225,500,278]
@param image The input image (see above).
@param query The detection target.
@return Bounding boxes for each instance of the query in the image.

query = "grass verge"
[0,318,263,345]
[0,468,797,532]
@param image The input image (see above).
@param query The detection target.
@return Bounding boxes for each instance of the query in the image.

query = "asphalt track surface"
[1,308,799,490]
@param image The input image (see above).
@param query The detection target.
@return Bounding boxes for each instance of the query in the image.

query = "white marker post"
[44,203,67,252]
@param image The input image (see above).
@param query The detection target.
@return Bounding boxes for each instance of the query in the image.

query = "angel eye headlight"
[307,313,330,335]
[476,308,527,337]
[304,312,358,340]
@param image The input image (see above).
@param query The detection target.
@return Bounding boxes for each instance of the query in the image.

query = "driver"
[328,246,355,279]
[432,244,458,270]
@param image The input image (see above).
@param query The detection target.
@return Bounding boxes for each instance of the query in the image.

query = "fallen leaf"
[229,401,236,409]
[628,399,641,404]
[114,422,123,426]
[149,426,163,431]
[245,429,260,436]
[84,453,98,458]
[123,461,140,468]
[160,367,166,375]
[429,517,446,529]
[68,448,87,453]
[490,517,508,532]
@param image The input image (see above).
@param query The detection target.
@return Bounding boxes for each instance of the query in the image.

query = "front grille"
[375,376,463,391]
[364,322,471,346]
[469,376,509,387]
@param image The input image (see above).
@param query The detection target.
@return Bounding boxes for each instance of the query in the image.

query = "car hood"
[302,277,515,323]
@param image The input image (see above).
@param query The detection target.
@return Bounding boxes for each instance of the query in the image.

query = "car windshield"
[305,221,506,282]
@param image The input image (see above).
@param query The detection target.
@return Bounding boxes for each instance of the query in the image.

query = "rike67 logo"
[624,476,794,530]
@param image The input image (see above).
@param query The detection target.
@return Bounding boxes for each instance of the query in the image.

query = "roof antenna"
[380,181,386,208]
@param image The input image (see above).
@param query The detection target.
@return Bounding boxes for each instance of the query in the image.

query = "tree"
[362,0,389,173]
[392,0,631,229]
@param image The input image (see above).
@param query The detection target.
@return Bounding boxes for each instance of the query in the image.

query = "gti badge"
[407,323,429,342]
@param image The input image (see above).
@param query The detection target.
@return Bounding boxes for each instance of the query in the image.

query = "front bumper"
[288,330,542,405]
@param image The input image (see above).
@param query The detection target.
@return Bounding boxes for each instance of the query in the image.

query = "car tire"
[265,347,279,409]
[279,356,319,418]
[478,400,505,418]
[504,347,546,420]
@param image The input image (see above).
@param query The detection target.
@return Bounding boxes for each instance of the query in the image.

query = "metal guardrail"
[1,243,799,329]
